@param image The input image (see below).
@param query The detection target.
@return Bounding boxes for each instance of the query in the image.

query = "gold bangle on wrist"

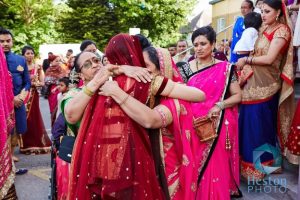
[83,86,94,97]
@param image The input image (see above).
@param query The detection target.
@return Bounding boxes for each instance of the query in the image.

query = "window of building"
[217,17,226,33]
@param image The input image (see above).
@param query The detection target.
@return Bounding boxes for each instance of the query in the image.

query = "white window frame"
[217,17,226,33]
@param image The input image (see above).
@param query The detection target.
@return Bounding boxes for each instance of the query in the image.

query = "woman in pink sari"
[0,47,17,199]
[187,26,242,199]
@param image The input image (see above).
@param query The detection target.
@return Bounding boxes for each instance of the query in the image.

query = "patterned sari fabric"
[20,65,51,154]
[157,99,198,200]
[286,100,300,164]
[68,34,164,200]
[153,48,198,199]
[0,47,16,199]
[187,61,240,200]
[240,2,296,178]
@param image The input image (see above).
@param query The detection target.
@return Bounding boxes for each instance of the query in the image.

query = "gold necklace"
[196,58,215,70]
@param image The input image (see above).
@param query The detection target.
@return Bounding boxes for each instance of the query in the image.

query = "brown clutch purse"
[193,115,218,142]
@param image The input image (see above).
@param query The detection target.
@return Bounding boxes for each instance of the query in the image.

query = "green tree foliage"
[0,0,60,54]
[58,0,195,49]
[57,0,124,51]
[110,0,195,47]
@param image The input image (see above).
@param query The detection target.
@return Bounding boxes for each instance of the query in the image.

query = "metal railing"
[173,24,234,58]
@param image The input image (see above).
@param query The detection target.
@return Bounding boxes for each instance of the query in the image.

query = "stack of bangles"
[83,86,95,97]
[245,56,254,65]
[215,101,225,110]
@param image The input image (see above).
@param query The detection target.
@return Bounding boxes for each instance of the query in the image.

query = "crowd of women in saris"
[1,0,300,199]
[46,1,298,200]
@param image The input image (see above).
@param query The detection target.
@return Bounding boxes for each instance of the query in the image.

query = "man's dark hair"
[67,49,73,53]
[21,45,35,56]
[80,40,96,51]
[244,12,262,30]
[168,43,177,48]
[177,39,188,46]
[255,0,263,6]
[244,0,254,9]
[0,27,13,37]
[58,77,70,87]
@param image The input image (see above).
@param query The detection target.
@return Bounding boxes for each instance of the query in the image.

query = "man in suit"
[0,27,31,175]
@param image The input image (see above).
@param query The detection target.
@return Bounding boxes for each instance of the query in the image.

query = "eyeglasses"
[80,57,101,71]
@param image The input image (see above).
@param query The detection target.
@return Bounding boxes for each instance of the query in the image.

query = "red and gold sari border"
[280,73,294,86]
[241,96,273,105]
[240,160,277,181]
[284,148,300,165]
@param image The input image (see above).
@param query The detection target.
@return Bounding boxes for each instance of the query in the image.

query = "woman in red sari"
[19,45,51,154]
[0,46,17,199]
[68,34,165,200]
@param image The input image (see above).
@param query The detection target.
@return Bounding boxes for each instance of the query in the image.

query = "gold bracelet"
[119,94,130,105]
[83,86,94,97]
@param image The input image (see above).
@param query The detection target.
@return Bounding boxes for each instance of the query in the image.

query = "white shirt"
[233,27,258,53]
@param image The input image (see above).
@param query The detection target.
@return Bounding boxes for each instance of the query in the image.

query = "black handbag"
[58,136,75,163]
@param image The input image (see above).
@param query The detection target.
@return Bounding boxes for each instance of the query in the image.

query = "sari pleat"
[187,61,240,199]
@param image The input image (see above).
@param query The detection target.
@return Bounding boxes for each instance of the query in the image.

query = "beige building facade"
[209,0,244,43]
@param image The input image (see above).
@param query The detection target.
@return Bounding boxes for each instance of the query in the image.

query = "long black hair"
[263,0,283,17]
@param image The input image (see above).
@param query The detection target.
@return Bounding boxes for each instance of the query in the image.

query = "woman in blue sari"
[236,0,295,180]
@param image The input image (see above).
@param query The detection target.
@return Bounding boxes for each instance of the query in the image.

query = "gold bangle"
[119,94,130,105]
[83,86,94,97]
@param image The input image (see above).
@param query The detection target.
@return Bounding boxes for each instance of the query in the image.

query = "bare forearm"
[162,81,206,102]
[250,55,276,66]
[223,93,241,108]
[64,91,92,124]
[110,88,163,129]
[65,79,106,124]
[288,4,299,11]
[222,81,241,108]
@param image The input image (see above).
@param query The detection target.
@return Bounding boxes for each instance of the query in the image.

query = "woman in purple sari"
[187,26,242,199]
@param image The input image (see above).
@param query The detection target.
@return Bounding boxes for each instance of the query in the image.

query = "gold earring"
[276,15,279,21]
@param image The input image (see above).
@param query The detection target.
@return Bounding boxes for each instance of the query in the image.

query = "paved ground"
[14,97,51,200]
[13,83,300,199]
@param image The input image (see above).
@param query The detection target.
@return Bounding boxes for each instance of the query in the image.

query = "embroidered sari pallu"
[187,61,240,200]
